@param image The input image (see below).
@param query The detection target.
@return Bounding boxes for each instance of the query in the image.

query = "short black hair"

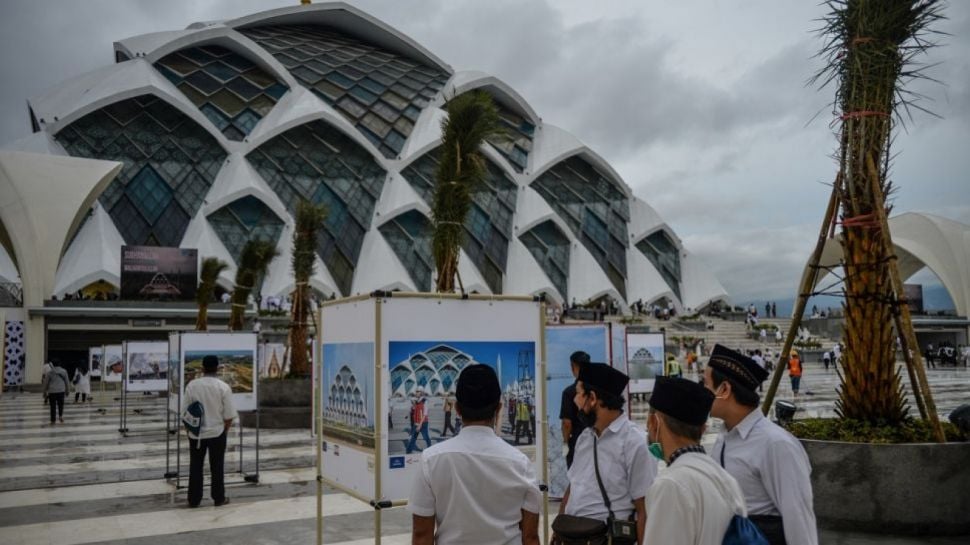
[456,401,500,422]
[570,351,591,366]
[585,384,625,411]
[710,367,760,407]
[659,411,705,442]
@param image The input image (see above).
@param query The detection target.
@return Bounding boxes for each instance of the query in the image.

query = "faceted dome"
[18,2,726,311]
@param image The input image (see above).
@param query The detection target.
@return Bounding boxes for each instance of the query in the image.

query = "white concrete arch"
[626,245,680,308]
[398,107,446,166]
[528,145,633,200]
[351,227,418,295]
[679,250,728,312]
[225,2,454,76]
[373,176,431,230]
[443,71,540,125]
[812,212,970,317]
[261,223,339,298]
[53,203,125,297]
[504,237,563,304]
[131,27,297,90]
[242,86,390,172]
[628,197,668,243]
[514,186,574,242]
[29,60,232,151]
[202,152,292,225]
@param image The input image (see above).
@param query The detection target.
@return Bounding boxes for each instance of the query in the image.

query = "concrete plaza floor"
[0,360,966,544]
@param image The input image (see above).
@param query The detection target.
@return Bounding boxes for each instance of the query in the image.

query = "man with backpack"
[183,355,237,508]
[704,345,818,545]
[644,376,753,545]
[42,359,70,425]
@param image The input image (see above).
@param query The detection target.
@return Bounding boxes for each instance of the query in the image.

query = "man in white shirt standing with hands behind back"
[184,354,238,508]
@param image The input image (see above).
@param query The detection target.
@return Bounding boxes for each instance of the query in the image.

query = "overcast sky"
[1,0,967,302]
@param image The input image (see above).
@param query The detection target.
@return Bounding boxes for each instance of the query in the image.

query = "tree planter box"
[800,439,970,536]
[240,378,312,429]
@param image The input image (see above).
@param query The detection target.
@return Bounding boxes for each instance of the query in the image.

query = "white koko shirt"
[183,376,237,440]
[408,425,540,545]
[644,452,747,545]
[713,410,819,545]
[565,413,657,522]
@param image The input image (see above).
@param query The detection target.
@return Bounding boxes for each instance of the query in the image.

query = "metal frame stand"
[314,292,547,545]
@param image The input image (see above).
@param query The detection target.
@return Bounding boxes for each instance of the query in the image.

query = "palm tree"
[289,200,327,376]
[195,257,229,331]
[432,91,503,293]
[228,240,279,331]
[815,0,944,423]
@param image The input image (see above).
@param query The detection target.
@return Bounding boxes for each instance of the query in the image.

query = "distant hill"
[739,283,955,318]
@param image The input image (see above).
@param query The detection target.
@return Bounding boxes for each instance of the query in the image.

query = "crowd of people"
[409,344,818,545]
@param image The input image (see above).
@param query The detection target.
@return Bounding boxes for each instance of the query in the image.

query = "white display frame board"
[179,332,259,412]
[626,331,666,393]
[103,344,123,383]
[88,346,103,378]
[544,323,611,499]
[316,292,547,545]
[123,341,169,392]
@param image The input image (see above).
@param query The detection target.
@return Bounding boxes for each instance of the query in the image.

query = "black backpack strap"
[592,435,616,521]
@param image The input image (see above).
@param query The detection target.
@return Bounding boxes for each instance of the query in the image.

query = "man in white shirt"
[644,376,747,545]
[409,364,539,545]
[704,345,818,545]
[558,363,656,544]
[184,355,238,508]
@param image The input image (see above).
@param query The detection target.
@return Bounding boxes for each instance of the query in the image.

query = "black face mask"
[576,398,596,428]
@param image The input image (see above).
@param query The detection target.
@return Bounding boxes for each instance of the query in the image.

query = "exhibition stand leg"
[539,302,550,545]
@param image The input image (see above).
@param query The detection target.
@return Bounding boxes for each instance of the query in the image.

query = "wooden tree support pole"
[762,174,842,415]
[893,311,928,419]
[865,156,945,442]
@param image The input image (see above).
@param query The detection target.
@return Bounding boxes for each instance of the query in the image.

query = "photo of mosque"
[626,334,666,380]
[387,340,536,455]
[320,342,375,449]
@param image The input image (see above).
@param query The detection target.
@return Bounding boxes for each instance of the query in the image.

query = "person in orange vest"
[788,350,803,399]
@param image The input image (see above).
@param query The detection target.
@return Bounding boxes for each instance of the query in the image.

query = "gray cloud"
[1,0,967,302]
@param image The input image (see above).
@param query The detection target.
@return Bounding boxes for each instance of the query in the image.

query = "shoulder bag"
[552,435,637,545]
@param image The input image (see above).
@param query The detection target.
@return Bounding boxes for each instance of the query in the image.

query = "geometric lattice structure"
[246,120,386,296]
[636,230,682,301]
[531,155,630,298]
[240,25,449,159]
[399,148,516,293]
[390,344,482,398]
[519,220,571,302]
[207,196,286,264]
[3,321,25,387]
[154,45,288,141]
[378,210,434,292]
[54,95,227,247]
[19,3,727,312]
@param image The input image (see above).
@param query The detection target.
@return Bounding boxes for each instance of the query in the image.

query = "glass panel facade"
[378,210,434,291]
[155,45,288,141]
[635,230,682,300]
[240,25,449,159]
[207,195,286,264]
[519,220,570,301]
[399,148,515,293]
[491,102,535,172]
[55,94,227,247]
[246,120,387,296]
[531,156,629,298]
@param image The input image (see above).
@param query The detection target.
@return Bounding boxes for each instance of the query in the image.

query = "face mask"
[647,415,664,460]
[576,397,596,427]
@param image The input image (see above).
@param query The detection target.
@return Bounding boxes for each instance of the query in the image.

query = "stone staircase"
[613,315,842,360]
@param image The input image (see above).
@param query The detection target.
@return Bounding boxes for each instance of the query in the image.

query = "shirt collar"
[458,425,498,438]
[602,412,628,435]
[732,408,765,440]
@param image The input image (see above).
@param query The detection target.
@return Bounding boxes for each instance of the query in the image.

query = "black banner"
[120,246,198,300]
[903,283,924,314]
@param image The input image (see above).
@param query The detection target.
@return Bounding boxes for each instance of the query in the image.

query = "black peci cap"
[707,344,768,391]
[456,364,501,409]
[649,376,715,426]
